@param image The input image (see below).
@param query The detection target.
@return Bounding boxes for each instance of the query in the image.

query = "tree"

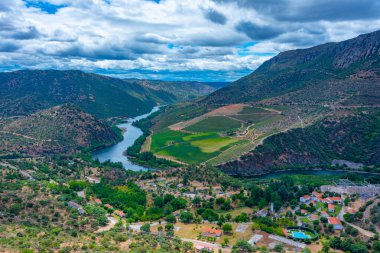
[166,214,177,223]
[183,241,194,252]
[330,237,341,249]
[232,240,253,253]
[222,223,233,234]
[180,211,194,223]
[154,197,165,208]
[140,223,150,233]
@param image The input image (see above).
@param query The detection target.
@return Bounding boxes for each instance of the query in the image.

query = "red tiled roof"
[328,217,342,225]
[301,209,307,214]
[95,198,102,204]
[329,197,342,201]
[114,210,125,217]
[104,204,113,209]
[203,228,223,236]
[328,204,335,209]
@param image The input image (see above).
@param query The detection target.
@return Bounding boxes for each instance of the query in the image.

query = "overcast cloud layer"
[1,0,380,81]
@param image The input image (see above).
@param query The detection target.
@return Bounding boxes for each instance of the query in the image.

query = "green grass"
[229,114,275,123]
[184,116,241,133]
[151,130,242,164]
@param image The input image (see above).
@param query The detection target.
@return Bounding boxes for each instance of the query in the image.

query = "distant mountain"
[0,70,224,119]
[202,30,380,106]
[197,30,380,174]
[124,79,229,101]
[0,104,119,155]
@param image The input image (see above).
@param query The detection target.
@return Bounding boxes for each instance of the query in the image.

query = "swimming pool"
[292,231,311,239]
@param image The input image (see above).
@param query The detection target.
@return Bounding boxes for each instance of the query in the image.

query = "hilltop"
[202,30,380,106]
[0,70,223,119]
[138,30,380,173]
[0,104,119,155]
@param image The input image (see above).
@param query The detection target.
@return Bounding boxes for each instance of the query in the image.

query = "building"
[114,210,125,218]
[201,228,223,238]
[68,201,86,215]
[300,209,308,215]
[328,196,343,204]
[309,214,319,221]
[321,211,329,217]
[94,198,102,204]
[328,204,335,212]
[195,243,215,252]
[328,217,343,230]
[300,195,311,203]
[104,204,113,209]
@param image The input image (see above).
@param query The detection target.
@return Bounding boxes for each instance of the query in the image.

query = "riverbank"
[92,106,160,171]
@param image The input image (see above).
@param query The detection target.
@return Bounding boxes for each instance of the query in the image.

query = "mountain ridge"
[202,29,380,106]
[0,70,224,119]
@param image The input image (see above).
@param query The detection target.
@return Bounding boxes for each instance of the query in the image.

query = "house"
[321,211,329,217]
[328,196,342,204]
[347,207,357,214]
[328,204,335,212]
[68,201,86,215]
[94,198,102,204]
[312,192,323,201]
[300,195,311,203]
[114,210,125,218]
[309,214,319,221]
[300,209,308,215]
[196,243,215,252]
[328,217,343,230]
[104,204,113,209]
[201,228,223,238]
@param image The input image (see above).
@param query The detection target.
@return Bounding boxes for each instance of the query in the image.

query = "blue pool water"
[292,231,310,239]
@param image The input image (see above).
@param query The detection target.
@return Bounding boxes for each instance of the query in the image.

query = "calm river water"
[92,106,159,171]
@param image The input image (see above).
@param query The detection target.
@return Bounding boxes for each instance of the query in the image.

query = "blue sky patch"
[23,1,67,14]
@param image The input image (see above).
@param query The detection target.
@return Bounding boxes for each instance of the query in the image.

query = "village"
[65,168,380,253]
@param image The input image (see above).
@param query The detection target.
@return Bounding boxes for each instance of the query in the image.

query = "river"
[92,106,159,171]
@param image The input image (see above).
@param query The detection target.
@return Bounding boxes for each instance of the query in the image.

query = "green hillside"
[202,30,380,106]
[0,104,120,155]
[0,70,224,119]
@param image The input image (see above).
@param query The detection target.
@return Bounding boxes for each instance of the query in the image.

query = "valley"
[1,27,380,253]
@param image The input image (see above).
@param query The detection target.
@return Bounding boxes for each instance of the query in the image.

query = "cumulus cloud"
[0,0,379,81]
[204,9,227,25]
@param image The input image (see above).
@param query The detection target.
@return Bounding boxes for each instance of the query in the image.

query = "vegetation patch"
[151,130,242,163]
[184,116,241,133]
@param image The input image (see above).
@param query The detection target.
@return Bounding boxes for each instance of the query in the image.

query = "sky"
[1,0,380,82]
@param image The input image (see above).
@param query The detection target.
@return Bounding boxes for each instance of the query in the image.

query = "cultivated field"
[150,130,244,164]
[149,104,298,164]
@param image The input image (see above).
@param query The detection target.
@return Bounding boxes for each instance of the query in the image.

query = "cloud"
[204,9,227,25]
[11,26,41,40]
[0,42,21,52]
[235,21,284,40]
[0,0,379,82]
